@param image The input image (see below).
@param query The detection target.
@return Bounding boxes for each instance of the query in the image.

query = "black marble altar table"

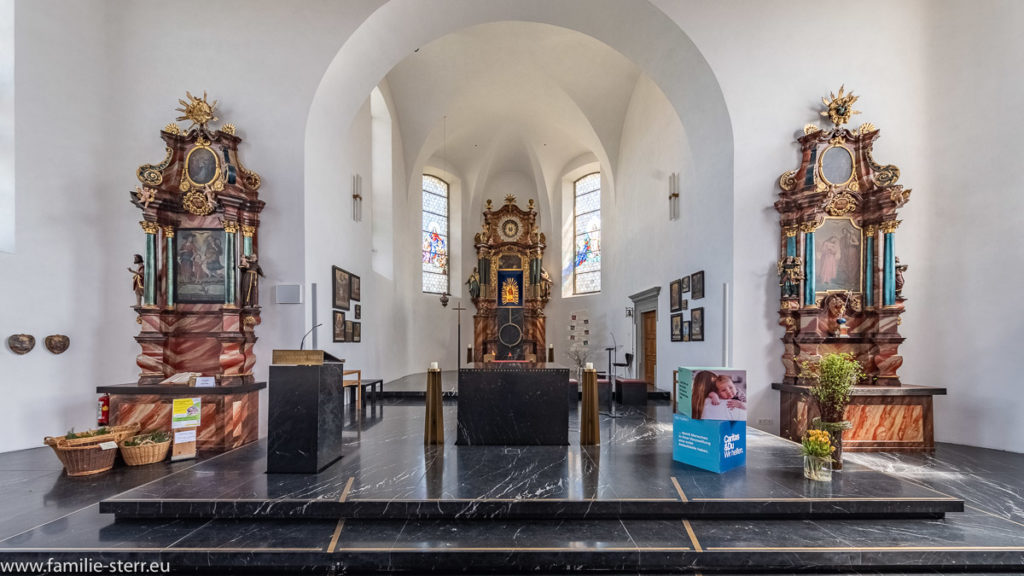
[267,363,346,473]
[457,362,571,445]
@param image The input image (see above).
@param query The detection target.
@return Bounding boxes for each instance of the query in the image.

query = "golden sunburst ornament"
[175,91,219,130]
[821,85,861,126]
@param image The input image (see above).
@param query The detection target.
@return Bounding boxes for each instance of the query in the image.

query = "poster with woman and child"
[676,368,747,421]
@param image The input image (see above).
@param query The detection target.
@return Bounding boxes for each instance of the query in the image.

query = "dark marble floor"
[0,399,1021,574]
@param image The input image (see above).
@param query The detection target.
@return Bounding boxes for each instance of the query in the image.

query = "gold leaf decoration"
[175,91,218,130]
[163,123,181,135]
[779,170,798,191]
[182,189,215,215]
[820,85,861,126]
[137,147,173,186]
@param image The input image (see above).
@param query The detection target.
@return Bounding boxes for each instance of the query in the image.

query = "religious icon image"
[671,313,683,341]
[176,230,226,303]
[186,147,218,185]
[333,310,346,342]
[670,279,682,312]
[814,218,862,293]
[351,274,361,301]
[502,276,520,305]
[690,307,704,341]
[332,266,350,310]
[691,270,705,300]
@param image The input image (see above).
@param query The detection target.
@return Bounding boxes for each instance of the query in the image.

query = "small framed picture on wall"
[681,275,690,293]
[671,313,683,341]
[670,279,682,312]
[690,307,704,341]
[333,310,346,342]
[691,270,705,300]
[683,320,691,341]
[355,304,361,320]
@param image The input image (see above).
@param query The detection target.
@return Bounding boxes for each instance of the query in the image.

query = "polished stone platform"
[101,403,959,521]
[3,399,1023,574]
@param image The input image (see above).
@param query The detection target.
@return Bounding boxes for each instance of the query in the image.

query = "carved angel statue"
[466,267,481,300]
[128,254,145,306]
[133,185,157,209]
[203,186,219,211]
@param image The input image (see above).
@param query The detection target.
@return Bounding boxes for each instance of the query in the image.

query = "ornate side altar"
[101,93,266,453]
[469,196,551,362]
[772,88,944,451]
[130,92,265,386]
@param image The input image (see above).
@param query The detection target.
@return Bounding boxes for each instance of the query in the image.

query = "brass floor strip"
[339,477,355,502]
[691,496,957,501]
[682,519,702,553]
[0,547,324,552]
[708,546,1024,552]
[327,519,345,553]
[670,477,688,502]
[335,546,692,552]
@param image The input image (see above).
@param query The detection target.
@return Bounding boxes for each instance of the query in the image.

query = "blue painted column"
[883,231,896,306]
[786,234,796,258]
[865,229,874,308]
[163,226,175,308]
[141,221,158,307]
[224,221,238,306]
[242,225,254,257]
[803,230,816,306]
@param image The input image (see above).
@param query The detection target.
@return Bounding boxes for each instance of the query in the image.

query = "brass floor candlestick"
[425,368,444,445]
[580,367,600,445]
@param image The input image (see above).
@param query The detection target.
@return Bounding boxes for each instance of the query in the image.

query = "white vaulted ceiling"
[383,20,643,199]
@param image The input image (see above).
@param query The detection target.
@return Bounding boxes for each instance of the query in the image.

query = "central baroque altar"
[469,196,551,362]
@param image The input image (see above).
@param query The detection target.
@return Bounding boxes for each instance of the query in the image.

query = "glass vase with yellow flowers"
[801,429,834,482]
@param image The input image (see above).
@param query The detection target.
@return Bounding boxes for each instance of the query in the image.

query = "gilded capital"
[241,225,256,238]
[865,224,877,237]
[161,225,175,238]
[783,225,799,238]
[880,220,902,234]
[799,221,820,234]
[139,221,160,235]
[223,220,240,234]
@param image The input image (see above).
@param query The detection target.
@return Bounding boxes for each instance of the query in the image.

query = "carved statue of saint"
[128,254,145,306]
[238,254,264,307]
[540,267,553,300]
[895,257,908,299]
[778,255,804,299]
[466,267,481,300]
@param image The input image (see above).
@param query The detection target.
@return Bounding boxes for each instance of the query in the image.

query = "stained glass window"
[573,172,601,294]
[422,175,450,294]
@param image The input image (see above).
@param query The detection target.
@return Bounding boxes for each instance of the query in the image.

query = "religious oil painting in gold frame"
[813,217,863,294]
[176,229,226,303]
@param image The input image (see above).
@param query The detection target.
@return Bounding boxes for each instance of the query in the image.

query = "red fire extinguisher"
[97,394,110,426]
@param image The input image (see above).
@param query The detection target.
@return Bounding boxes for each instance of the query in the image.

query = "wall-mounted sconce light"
[352,174,363,222]
[669,172,680,221]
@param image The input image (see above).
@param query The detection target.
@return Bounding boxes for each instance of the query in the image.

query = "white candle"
[584,362,593,370]
[430,361,439,370]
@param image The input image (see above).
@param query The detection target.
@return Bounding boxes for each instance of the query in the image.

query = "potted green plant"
[800,429,834,481]
[800,352,863,470]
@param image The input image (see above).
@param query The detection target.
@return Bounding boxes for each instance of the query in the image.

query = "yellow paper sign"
[171,397,201,429]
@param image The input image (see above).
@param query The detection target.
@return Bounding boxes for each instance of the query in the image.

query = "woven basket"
[54,438,119,476]
[44,423,140,468]
[119,435,171,466]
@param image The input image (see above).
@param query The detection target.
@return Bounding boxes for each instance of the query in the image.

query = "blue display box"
[672,413,746,473]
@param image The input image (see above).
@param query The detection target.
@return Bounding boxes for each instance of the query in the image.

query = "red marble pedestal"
[98,382,265,452]
[773,382,946,452]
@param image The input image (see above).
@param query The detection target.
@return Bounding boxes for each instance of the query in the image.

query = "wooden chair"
[342,369,362,411]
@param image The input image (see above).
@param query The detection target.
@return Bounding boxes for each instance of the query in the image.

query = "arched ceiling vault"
[386,21,640,206]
